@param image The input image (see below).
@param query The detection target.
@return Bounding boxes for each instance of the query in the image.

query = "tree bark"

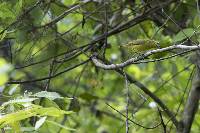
[178,53,200,133]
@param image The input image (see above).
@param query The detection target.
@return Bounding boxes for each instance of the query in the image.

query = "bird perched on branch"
[119,39,162,59]
[120,39,160,53]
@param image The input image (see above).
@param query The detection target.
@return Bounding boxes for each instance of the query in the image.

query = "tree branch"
[92,44,200,70]
[7,59,90,84]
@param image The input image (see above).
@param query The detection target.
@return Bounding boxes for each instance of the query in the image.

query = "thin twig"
[106,102,161,129]
[157,107,167,133]
[45,59,55,91]
[123,70,129,133]
[7,59,90,84]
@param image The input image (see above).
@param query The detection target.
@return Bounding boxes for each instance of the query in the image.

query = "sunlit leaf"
[10,121,21,133]
[35,116,47,130]
[33,91,63,100]
[8,84,19,95]
[2,98,38,107]
[0,105,73,128]
[0,30,7,41]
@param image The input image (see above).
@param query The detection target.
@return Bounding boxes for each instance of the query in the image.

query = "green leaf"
[10,121,21,133]
[0,3,15,20]
[0,105,73,128]
[69,98,80,112]
[35,106,73,117]
[30,6,44,26]
[79,92,98,102]
[15,29,28,43]
[193,15,200,27]
[0,30,7,41]
[0,106,38,128]
[41,98,60,108]
[14,0,23,15]
[8,84,19,95]
[2,98,38,107]
[33,91,63,100]
[21,127,35,132]
[0,59,12,75]
[173,28,194,42]
[50,2,66,16]
[0,58,12,85]
[46,120,76,131]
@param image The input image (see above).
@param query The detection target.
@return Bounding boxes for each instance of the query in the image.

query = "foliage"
[0,91,73,132]
[0,0,199,132]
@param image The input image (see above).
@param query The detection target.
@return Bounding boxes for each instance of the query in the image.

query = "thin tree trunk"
[178,53,200,133]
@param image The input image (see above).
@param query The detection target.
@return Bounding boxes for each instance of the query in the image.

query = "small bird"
[120,39,160,53]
